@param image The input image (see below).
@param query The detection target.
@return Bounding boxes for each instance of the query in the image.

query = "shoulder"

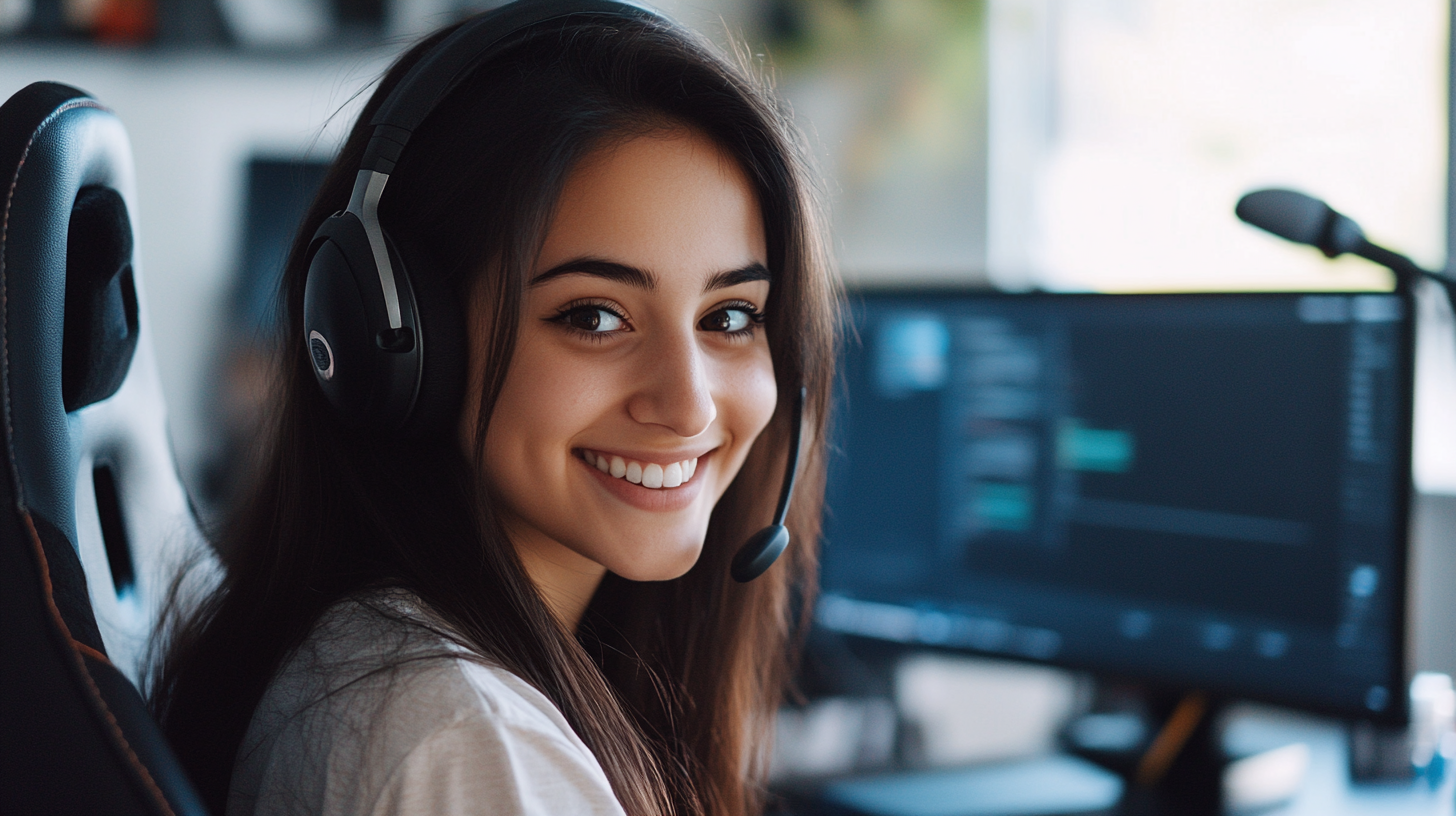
[365,664,626,816]
[227,591,624,816]
[369,679,625,816]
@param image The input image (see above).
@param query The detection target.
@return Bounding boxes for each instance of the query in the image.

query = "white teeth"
[585,451,700,490]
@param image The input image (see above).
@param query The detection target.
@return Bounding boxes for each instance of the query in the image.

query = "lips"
[581,450,699,489]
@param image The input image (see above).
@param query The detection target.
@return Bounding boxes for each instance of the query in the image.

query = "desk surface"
[792,707,1454,816]
[1242,711,1453,816]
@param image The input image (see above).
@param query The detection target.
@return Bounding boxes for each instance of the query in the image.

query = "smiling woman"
[480,130,779,622]
[147,4,839,816]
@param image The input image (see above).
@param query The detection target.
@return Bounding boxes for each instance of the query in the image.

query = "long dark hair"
[151,10,838,816]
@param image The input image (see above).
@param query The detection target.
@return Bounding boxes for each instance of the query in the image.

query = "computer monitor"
[817,289,1414,724]
[232,156,332,335]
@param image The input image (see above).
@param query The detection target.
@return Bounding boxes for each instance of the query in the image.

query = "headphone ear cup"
[394,239,465,439]
[303,212,423,430]
[304,231,377,419]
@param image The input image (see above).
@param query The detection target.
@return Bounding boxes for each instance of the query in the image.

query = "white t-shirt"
[227,590,627,816]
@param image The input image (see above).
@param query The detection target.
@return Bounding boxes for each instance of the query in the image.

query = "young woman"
[150,3,838,815]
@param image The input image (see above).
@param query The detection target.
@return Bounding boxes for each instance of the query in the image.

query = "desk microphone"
[731,385,805,583]
[1235,188,1456,309]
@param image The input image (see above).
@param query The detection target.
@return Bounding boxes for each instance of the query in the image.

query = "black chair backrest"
[0,81,215,816]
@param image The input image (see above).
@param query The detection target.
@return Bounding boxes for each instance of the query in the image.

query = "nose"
[627,327,716,438]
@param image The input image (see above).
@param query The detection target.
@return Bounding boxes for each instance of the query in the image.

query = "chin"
[605,535,704,582]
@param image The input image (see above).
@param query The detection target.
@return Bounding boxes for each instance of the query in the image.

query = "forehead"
[535,128,767,287]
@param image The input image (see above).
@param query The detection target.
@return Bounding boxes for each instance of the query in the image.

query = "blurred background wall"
[3,1,1454,675]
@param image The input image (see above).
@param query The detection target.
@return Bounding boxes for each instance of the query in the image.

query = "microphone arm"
[1235,187,1456,310]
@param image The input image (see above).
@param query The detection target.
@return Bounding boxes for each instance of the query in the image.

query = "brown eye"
[700,307,754,333]
[563,306,624,332]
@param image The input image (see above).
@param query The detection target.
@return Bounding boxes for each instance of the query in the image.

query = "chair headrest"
[0,80,218,682]
[1,81,136,541]
[1,79,213,816]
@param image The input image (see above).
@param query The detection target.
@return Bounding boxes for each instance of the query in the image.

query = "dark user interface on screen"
[818,291,1412,719]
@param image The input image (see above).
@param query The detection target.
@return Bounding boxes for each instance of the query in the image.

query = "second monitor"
[817,290,1413,724]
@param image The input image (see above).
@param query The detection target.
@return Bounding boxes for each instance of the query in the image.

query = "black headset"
[301,0,801,582]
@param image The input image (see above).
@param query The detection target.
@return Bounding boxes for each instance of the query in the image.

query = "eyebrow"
[703,263,771,292]
[529,259,656,290]
[528,258,772,293]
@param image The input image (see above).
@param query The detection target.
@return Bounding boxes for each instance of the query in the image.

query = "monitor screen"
[817,290,1414,722]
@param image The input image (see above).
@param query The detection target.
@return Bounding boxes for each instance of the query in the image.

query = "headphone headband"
[360,0,660,175]
[306,0,670,434]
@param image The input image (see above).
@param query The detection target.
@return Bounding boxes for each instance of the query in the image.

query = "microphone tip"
[1235,188,1326,243]
[731,524,790,583]
[1235,187,1365,258]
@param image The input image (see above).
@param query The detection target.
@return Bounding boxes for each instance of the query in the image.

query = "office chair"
[0,81,215,815]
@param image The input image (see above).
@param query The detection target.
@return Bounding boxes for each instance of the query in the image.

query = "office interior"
[3,1,1456,814]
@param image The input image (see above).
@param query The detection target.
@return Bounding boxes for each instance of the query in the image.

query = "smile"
[580,450,699,489]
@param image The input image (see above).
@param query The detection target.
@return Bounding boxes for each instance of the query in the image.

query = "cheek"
[483,337,609,467]
[721,350,779,455]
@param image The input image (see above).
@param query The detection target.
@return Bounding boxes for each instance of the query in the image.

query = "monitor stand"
[1063,687,1228,815]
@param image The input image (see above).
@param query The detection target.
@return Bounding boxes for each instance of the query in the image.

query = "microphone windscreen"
[732,524,790,583]
[1235,188,1330,246]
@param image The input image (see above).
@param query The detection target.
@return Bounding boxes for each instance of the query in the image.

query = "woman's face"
[463,127,777,586]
